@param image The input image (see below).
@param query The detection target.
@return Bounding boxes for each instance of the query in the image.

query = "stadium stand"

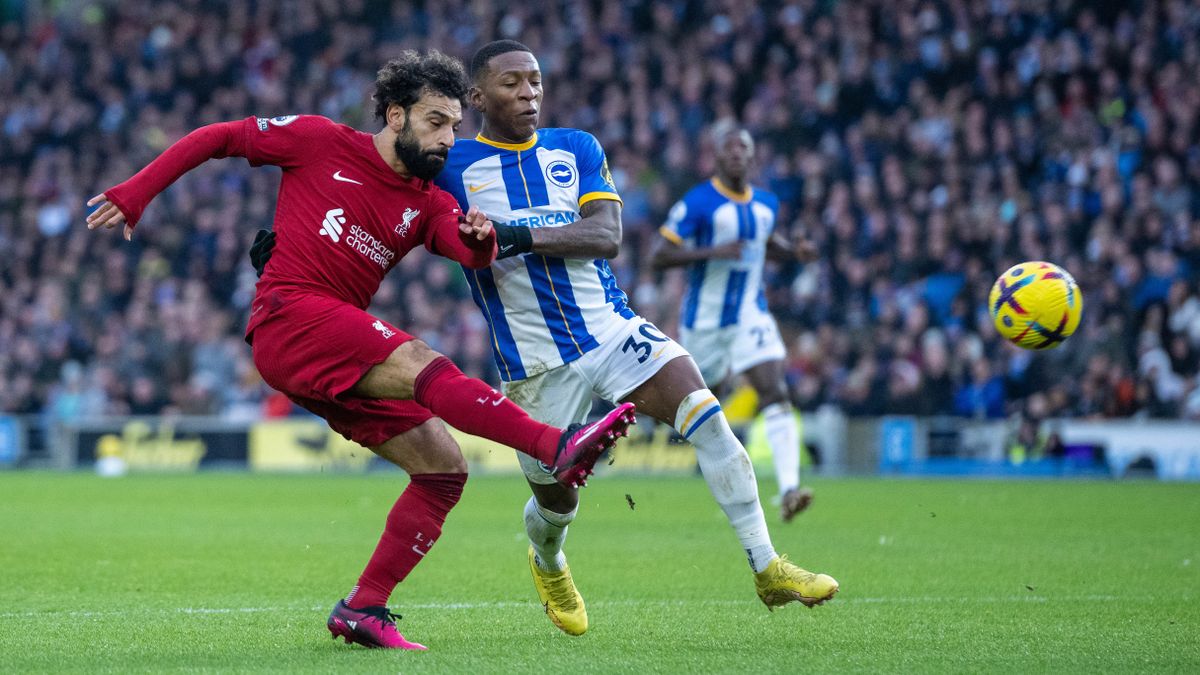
[2,0,1199,422]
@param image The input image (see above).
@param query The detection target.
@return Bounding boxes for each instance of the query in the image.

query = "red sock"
[346,472,467,609]
[412,357,560,465]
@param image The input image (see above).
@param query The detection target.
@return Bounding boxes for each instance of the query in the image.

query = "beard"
[393,121,448,180]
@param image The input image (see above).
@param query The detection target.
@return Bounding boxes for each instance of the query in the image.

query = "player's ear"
[468,86,485,113]
[386,103,408,131]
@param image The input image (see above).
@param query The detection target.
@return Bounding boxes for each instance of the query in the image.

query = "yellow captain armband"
[658,226,683,245]
[579,191,623,208]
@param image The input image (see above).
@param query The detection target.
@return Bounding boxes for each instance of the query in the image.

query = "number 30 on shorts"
[621,323,669,364]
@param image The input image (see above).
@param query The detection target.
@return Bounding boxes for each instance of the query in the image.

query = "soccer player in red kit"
[83,50,635,651]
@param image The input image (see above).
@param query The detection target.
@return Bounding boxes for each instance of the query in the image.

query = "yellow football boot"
[754,555,839,610]
[528,546,588,635]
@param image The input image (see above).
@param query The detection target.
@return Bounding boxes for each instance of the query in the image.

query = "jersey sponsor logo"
[395,207,420,237]
[320,208,396,268]
[319,208,346,242]
[499,211,578,229]
[269,115,299,127]
[468,179,497,193]
[545,160,577,188]
[372,320,396,339]
[332,170,363,186]
[571,419,603,448]
[346,224,396,269]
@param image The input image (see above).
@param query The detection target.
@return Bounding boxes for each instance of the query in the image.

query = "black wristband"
[494,223,533,259]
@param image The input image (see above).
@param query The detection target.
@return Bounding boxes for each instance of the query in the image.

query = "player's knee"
[424,443,468,473]
[389,339,443,372]
[756,384,788,409]
[439,453,469,474]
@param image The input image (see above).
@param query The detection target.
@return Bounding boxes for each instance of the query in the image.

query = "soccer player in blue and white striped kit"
[435,41,839,635]
[651,120,818,523]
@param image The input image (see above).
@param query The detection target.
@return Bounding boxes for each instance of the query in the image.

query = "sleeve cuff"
[579,191,622,207]
[658,226,683,245]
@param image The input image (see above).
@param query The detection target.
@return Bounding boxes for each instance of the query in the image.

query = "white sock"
[676,389,777,573]
[762,402,801,496]
[524,496,574,572]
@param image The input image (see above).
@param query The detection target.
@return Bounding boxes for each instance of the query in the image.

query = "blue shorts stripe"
[524,255,593,361]
[682,261,706,329]
[738,202,756,240]
[594,260,635,318]
[546,257,599,350]
[466,268,526,381]
[500,152,530,210]
[720,270,748,327]
[519,150,551,207]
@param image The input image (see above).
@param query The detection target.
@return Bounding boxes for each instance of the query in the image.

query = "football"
[988,261,1083,350]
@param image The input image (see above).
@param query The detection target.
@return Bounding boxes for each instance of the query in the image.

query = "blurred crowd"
[3,0,1200,424]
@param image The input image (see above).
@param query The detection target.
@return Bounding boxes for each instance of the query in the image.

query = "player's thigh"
[350,339,442,400]
[679,326,736,387]
[371,417,468,475]
[250,297,415,403]
[621,354,710,425]
[742,358,789,407]
[587,317,703,425]
[302,392,438,451]
[502,366,592,486]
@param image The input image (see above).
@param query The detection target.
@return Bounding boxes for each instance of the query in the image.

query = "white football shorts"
[502,313,689,484]
[679,308,786,387]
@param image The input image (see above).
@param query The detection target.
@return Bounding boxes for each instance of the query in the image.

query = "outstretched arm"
[765,230,818,263]
[85,121,248,239]
[532,199,622,259]
[492,198,623,260]
[649,230,742,270]
[425,200,497,269]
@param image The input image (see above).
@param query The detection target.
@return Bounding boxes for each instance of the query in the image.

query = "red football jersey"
[237,115,465,333]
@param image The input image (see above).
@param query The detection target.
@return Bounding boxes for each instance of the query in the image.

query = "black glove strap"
[249,229,275,277]
[494,223,533,259]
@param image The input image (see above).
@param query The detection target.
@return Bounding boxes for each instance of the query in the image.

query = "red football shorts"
[248,292,434,447]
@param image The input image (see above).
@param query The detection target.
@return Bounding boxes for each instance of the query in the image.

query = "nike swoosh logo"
[468,180,496,193]
[499,244,514,254]
[333,170,363,185]
[572,421,602,448]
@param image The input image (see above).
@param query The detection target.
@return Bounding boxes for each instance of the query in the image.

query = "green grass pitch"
[1,472,1196,672]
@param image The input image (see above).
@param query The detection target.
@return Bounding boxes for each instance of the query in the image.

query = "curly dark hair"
[373,50,469,122]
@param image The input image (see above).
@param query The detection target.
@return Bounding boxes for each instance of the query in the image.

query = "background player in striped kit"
[651,121,820,523]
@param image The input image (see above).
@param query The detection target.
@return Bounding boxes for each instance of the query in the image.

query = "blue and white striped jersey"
[660,179,779,331]
[435,129,628,381]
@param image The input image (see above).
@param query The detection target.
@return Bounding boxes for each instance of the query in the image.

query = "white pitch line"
[0,595,1136,620]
